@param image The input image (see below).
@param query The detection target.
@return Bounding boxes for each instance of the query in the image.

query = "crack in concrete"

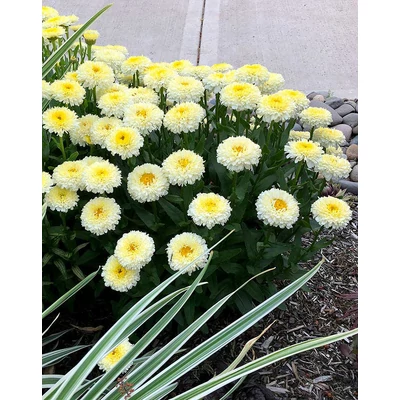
[197,0,207,65]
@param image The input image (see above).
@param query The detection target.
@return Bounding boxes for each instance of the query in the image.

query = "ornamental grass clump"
[42,4,354,322]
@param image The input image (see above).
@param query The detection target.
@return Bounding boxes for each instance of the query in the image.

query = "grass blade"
[42,345,89,367]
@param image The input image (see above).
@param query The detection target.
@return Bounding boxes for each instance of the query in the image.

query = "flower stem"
[59,135,67,160]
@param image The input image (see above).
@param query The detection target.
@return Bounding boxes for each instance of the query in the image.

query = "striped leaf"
[42,345,89,367]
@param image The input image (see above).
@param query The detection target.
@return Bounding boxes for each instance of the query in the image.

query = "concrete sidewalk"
[45,0,357,97]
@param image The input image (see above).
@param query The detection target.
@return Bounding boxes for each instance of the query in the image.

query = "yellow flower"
[299,107,332,128]
[42,26,64,40]
[81,197,121,235]
[98,340,133,372]
[123,103,164,136]
[90,117,122,147]
[77,61,115,89]
[114,230,155,270]
[258,72,285,95]
[143,66,177,91]
[64,71,79,81]
[42,172,53,194]
[101,255,141,292]
[70,114,99,147]
[45,186,79,212]
[220,82,261,111]
[181,65,212,80]
[203,71,236,93]
[42,107,78,136]
[162,150,205,186]
[42,80,52,100]
[163,102,205,134]
[288,130,311,141]
[83,30,99,45]
[105,126,144,160]
[257,93,297,122]
[98,90,132,118]
[217,136,262,172]
[126,87,160,105]
[311,196,352,229]
[170,59,193,72]
[315,154,352,181]
[83,160,122,194]
[278,89,310,112]
[92,47,126,70]
[313,127,346,148]
[53,160,86,191]
[167,233,208,275]
[121,55,152,75]
[127,164,169,203]
[284,139,324,168]
[70,24,83,32]
[188,193,232,229]
[235,64,270,86]
[42,6,58,20]
[256,188,300,229]
[166,76,204,103]
[50,80,86,106]
[211,63,233,72]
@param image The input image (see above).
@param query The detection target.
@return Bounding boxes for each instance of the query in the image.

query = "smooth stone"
[346,144,358,160]
[353,125,358,135]
[325,96,344,109]
[313,94,325,102]
[339,180,358,195]
[345,100,357,110]
[336,104,355,117]
[350,136,358,145]
[334,124,352,141]
[349,161,357,168]
[307,90,329,100]
[342,112,358,128]
[308,100,343,126]
[356,102,358,112]
[350,165,358,182]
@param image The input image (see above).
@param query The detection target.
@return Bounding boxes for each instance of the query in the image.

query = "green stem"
[309,126,315,140]
[293,161,304,186]
[87,44,92,60]
[59,136,66,160]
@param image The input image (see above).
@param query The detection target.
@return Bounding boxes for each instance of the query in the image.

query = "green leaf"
[158,198,185,225]
[234,291,253,314]
[132,203,158,232]
[43,329,73,347]
[42,5,113,79]
[72,265,86,280]
[42,269,99,319]
[43,345,89,368]
[54,259,68,280]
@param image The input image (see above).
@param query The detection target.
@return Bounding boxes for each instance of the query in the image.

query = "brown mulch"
[171,196,358,400]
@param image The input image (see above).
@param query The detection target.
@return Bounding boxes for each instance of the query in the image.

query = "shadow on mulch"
[43,198,358,400]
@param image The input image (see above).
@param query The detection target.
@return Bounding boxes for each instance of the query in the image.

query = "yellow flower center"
[274,199,287,211]
[140,173,156,186]
[327,203,339,213]
[178,158,190,168]
[232,145,245,155]
[116,266,127,278]
[202,199,217,213]
[116,132,129,145]
[84,135,92,144]
[233,85,245,93]
[136,109,148,118]
[94,207,104,218]
[181,81,190,86]
[63,83,73,90]
[298,142,314,151]
[177,105,189,115]
[179,246,194,257]
[68,167,78,174]
[92,65,101,73]
[128,243,137,253]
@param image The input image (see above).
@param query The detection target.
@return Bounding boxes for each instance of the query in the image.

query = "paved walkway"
[46,0,357,97]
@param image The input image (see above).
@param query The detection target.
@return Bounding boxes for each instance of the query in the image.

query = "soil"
[43,196,358,400]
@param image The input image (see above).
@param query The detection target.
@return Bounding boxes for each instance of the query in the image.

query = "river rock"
[352,125,358,135]
[350,165,358,182]
[356,102,358,112]
[343,113,358,128]
[336,104,355,117]
[325,96,344,109]
[309,100,343,126]
[350,136,358,145]
[346,144,358,160]
[293,123,303,131]
[313,94,325,102]
[339,180,358,195]
[334,124,352,141]
[345,100,357,110]
[307,90,330,100]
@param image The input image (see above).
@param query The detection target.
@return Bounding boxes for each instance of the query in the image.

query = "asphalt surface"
[45,0,358,97]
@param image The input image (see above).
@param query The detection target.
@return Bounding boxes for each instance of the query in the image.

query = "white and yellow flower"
[98,90,132,118]
[288,130,311,141]
[126,87,159,105]
[235,64,270,86]
[278,89,309,112]
[166,76,204,103]
[311,196,352,229]
[162,150,205,186]
[211,63,233,72]
[256,188,300,229]
[188,193,232,229]
[121,55,152,75]
[315,154,352,181]
[220,82,261,111]
[312,127,346,148]
[258,72,285,95]
[50,79,86,106]
[167,233,208,275]
[123,103,164,136]
[81,197,121,235]
[90,117,122,147]
[163,102,205,134]
[98,340,133,372]
[70,114,99,147]
[42,172,54,194]
[299,107,332,128]
[83,160,122,194]
[284,139,324,168]
[257,93,297,122]
[77,61,115,89]
[45,186,79,212]
[114,230,155,270]
[203,71,236,93]
[143,66,177,91]
[52,161,85,191]
[217,136,261,172]
[42,107,78,136]
[127,164,169,203]
[101,255,141,292]
[170,59,193,72]
[105,126,144,160]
